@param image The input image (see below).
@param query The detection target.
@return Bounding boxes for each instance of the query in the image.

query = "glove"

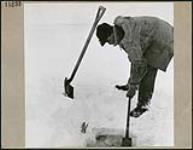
[126,84,137,98]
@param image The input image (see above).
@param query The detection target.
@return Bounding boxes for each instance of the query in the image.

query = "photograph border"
[1,1,192,148]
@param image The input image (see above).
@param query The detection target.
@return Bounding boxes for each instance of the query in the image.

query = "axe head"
[121,137,132,146]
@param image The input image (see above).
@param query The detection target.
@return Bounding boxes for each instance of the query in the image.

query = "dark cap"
[96,23,113,46]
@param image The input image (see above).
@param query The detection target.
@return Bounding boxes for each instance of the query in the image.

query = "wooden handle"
[95,6,106,23]
[125,97,131,138]
[68,6,106,82]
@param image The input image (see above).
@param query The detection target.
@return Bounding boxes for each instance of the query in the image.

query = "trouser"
[137,65,158,106]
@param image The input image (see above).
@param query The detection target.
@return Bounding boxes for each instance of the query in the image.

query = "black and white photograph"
[24,2,174,148]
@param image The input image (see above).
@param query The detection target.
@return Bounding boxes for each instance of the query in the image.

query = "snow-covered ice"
[24,2,174,148]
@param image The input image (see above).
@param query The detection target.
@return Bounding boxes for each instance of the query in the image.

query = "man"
[96,16,173,117]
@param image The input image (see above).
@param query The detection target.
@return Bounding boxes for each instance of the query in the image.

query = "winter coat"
[114,16,173,72]
[113,16,173,85]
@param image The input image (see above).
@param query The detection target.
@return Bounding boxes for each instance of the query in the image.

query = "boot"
[115,84,129,91]
[129,104,149,118]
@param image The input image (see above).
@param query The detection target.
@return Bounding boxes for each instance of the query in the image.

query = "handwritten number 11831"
[5,1,22,7]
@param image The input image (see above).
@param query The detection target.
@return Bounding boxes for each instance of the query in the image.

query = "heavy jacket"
[114,16,173,85]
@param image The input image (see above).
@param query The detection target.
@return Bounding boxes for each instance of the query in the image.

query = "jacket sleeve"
[114,16,147,86]
[129,61,147,86]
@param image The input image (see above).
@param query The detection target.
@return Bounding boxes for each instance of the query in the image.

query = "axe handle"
[68,6,106,82]
[125,97,131,138]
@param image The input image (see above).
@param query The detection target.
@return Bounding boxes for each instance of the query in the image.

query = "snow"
[24,2,173,148]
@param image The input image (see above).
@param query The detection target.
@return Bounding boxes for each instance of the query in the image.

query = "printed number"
[5,1,21,7]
